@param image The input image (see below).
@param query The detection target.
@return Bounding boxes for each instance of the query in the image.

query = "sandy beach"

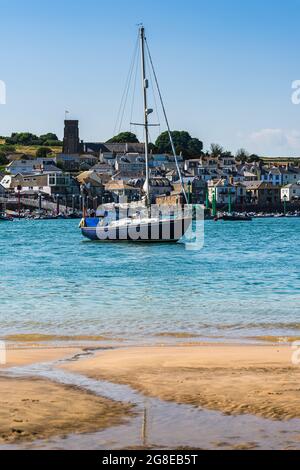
[63,343,300,421]
[1,341,300,447]
[0,375,132,444]
[3,346,80,369]
[0,346,132,444]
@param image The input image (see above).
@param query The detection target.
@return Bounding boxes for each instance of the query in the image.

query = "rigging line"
[116,34,138,134]
[118,37,139,134]
[145,48,161,139]
[113,33,139,135]
[130,40,140,134]
[145,38,188,204]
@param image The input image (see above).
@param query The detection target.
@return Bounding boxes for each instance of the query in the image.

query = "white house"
[281,184,300,202]
[0,174,13,189]
[6,158,61,176]
[208,179,237,205]
[1,172,79,197]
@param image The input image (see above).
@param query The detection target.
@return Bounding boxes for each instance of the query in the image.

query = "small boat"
[80,26,192,243]
[222,213,252,222]
[0,213,13,222]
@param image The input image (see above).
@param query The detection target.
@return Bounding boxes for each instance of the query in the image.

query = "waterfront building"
[156,191,184,206]
[245,182,281,206]
[173,177,207,204]
[104,180,139,203]
[281,167,300,185]
[281,183,300,202]
[208,179,237,205]
[5,172,79,198]
[148,177,173,202]
[260,167,283,186]
[76,171,110,199]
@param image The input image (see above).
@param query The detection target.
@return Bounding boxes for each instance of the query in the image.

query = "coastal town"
[1,119,300,219]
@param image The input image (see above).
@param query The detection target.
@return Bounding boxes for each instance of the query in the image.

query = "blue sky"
[0,0,300,155]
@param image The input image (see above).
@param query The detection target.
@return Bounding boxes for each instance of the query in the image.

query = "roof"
[76,171,105,186]
[84,142,145,154]
[105,180,136,191]
[6,153,31,162]
[208,178,231,187]
[281,183,300,189]
[245,182,280,190]
[149,178,172,187]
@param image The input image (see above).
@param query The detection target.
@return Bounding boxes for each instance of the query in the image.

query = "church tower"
[63,120,80,154]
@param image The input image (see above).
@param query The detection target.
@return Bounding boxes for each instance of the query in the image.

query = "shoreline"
[3,331,300,350]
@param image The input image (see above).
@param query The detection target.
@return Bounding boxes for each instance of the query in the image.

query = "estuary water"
[0,218,299,343]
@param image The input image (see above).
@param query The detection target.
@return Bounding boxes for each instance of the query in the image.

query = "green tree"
[248,154,261,163]
[36,147,52,159]
[210,144,224,158]
[43,140,63,147]
[235,148,250,163]
[40,133,58,143]
[148,143,158,153]
[0,153,8,165]
[221,151,233,158]
[106,132,139,143]
[6,132,41,145]
[155,131,203,158]
[0,144,16,153]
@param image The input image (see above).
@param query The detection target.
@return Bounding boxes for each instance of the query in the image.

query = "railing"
[0,196,67,212]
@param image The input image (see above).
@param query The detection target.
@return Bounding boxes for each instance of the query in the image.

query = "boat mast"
[140,26,150,206]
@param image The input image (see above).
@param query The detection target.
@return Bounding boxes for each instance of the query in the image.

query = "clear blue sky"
[0,0,300,155]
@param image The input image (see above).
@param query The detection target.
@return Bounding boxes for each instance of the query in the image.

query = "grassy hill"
[0,141,62,157]
[15,145,62,156]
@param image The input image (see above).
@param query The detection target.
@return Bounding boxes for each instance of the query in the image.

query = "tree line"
[4,132,62,147]
[0,130,261,165]
[106,131,260,162]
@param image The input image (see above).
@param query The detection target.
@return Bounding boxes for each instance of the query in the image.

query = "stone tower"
[63,120,80,154]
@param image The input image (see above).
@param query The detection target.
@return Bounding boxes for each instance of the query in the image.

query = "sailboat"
[0,214,13,222]
[80,26,192,242]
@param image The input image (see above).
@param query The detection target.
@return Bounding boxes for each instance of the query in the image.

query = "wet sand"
[2,342,300,447]
[0,375,132,444]
[2,346,81,369]
[63,344,300,420]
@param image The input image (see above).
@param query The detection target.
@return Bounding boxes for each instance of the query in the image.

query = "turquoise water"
[0,218,299,342]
